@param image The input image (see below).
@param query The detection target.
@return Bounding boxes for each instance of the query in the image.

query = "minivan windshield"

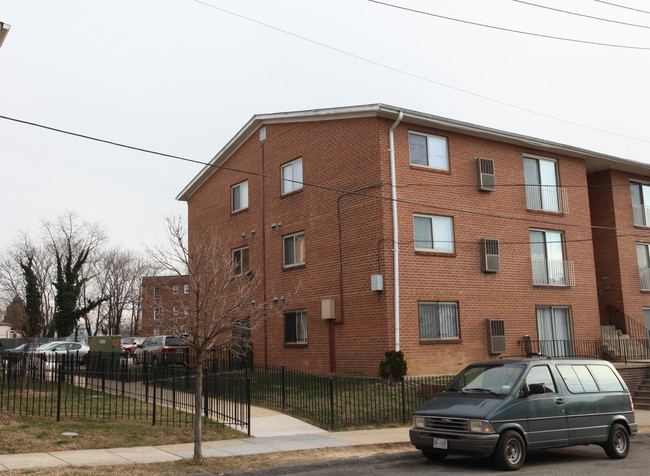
[444,364,525,396]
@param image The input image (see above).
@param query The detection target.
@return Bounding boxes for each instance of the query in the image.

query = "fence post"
[329,376,335,431]
[56,356,63,422]
[401,377,407,424]
[281,365,286,412]
[152,365,157,426]
[246,376,251,437]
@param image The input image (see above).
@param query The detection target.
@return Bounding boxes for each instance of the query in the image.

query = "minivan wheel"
[604,423,629,459]
[421,449,446,461]
[493,430,526,471]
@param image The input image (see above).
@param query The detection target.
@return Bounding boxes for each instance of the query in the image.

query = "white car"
[37,341,90,364]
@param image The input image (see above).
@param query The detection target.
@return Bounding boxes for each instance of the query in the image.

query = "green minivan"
[410,357,637,471]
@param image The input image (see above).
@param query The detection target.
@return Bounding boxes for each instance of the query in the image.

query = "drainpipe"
[260,127,268,369]
[389,112,403,352]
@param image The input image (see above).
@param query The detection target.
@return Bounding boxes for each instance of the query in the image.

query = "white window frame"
[184,306,189,316]
[283,232,305,268]
[153,286,160,299]
[631,180,650,227]
[153,307,160,321]
[173,306,179,316]
[281,158,303,195]
[524,154,563,212]
[285,310,308,345]
[418,301,460,340]
[233,246,250,275]
[172,285,178,295]
[184,284,189,294]
[637,243,650,290]
[529,229,573,286]
[536,306,573,357]
[408,131,449,171]
[413,214,454,253]
[231,180,249,213]
[153,328,160,336]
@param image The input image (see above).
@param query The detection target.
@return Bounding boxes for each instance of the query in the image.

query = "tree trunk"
[193,354,204,462]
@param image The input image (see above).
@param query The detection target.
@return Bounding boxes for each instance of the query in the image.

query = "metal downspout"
[389,112,403,352]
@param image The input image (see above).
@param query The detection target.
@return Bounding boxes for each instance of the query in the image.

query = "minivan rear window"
[557,364,624,393]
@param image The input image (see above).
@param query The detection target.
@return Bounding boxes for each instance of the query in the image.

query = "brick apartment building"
[140,275,191,336]
[151,104,650,377]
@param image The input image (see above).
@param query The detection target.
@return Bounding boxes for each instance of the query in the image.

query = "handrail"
[606,305,650,342]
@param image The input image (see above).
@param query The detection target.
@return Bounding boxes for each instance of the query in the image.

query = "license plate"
[433,438,448,449]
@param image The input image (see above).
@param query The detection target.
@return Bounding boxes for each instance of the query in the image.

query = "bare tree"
[90,248,152,336]
[147,216,261,462]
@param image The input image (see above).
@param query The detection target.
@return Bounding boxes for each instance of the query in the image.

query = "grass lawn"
[0,411,243,454]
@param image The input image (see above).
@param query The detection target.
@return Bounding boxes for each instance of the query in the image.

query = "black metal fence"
[520,337,650,363]
[0,352,250,434]
[248,364,454,430]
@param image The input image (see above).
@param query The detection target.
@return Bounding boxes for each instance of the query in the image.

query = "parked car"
[133,335,190,366]
[36,341,90,364]
[120,336,145,359]
[410,357,637,471]
[2,343,42,363]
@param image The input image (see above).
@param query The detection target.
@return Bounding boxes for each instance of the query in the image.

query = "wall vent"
[476,157,496,192]
[480,238,500,273]
[486,319,506,354]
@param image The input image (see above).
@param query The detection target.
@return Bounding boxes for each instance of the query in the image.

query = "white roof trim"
[177,103,650,201]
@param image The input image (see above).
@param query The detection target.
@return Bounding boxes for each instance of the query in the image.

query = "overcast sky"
[1,0,649,254]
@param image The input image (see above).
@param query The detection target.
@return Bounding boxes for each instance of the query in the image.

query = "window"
[536,306,573,357]
[153,307,160,321]
[637,243,650,290]
[524,155,563,212]
[184,284,189,294]
[558,365,600,393]
[282,158,303,194]
[153,286,160,299]
[173,285,178,294]
[283,232,305,267]
[630,181,650,226]
[233,246,250,275]
[418,302,459,340]
[529,229,572,286]
[231,180,249,212]
[284,310,307,344]
[153,328,160,336]
[173,306,179,316]
[184,306,189,316]
[408,132,449,170]
[413,214,454,252]
[525,366,556,393]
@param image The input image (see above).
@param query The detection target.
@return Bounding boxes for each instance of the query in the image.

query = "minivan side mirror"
[528,383,546,395]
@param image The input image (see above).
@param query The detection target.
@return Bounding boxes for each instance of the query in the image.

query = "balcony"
[633,204,650,227]
[531,258,575,287]
[525,185,568,213]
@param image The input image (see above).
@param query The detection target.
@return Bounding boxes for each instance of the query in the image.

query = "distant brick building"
[169,104,650,377]
[140,275,190,336]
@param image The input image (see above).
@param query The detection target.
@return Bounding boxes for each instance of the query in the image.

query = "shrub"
[379,350,407,381]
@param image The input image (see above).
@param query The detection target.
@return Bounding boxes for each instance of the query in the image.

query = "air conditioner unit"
[480,238,500,273]
[475,157,496,192]
[486,319,506,354]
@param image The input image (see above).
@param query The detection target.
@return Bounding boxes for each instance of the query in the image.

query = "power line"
[514,0,650,29]
[368,0,650,50]
[3,113,648,240]
[191,0,650,146]
[595,0,650,15]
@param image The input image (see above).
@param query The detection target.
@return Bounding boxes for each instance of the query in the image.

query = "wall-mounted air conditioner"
[475,157,496,192]
[480,238,500,273]
[486,319,506,354]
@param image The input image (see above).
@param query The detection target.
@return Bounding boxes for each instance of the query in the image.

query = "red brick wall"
[186,115,601,377]
[141,275,191,336]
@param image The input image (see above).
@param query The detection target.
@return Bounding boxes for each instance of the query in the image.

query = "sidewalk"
[0,407,648,472]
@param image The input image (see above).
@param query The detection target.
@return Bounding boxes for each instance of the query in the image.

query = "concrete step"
[635,402,650,411]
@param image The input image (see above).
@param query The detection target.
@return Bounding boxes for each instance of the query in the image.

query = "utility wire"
[3,113,649,240]
[595,0,650,15]
[369,0,650,50]
[192,0,650,146]
[514,0,650,29]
